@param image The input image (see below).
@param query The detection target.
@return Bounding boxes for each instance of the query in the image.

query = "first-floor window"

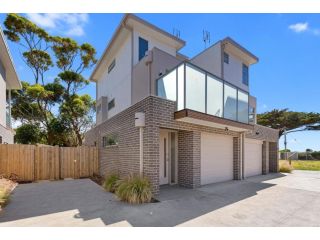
[0,136,2,144]
[102,134,118,147]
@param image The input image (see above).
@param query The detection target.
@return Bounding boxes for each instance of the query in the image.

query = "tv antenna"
[203,30,211,49]
[173,28,181,39]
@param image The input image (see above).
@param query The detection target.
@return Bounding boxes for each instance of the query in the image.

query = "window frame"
[242,64,249,86]
[108,59,116,73]
[108,98,115,110]
[223,52,229,64]
[138,37,149,61]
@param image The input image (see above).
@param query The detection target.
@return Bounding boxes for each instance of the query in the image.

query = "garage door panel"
[244,139,263,177]
[201,133,233,185]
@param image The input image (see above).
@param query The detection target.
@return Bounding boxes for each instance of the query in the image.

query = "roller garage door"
[201,133,234,185]
[244,139,263,177]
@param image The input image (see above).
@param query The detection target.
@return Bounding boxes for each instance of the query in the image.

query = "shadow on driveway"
[0,173,288,226]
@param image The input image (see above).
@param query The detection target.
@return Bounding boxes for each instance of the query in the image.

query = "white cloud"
[289,22,309,33]
[26,13,89,37]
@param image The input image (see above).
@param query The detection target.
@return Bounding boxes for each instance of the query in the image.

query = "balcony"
[156,62,253,131]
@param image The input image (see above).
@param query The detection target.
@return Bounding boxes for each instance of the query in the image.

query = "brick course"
[85,95,279,195]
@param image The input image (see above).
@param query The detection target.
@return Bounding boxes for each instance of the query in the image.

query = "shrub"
[279,161,293,173]
[103,174,120,193]
[115,174,152,204]
[0,187,10,208]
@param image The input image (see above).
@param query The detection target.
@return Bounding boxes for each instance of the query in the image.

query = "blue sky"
[1,13,320,151]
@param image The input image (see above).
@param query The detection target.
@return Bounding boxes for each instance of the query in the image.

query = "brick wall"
[269,142,279,173]
[85,95,279,195]
[233,137,241,180]
[99,145,119,177]
[178,131,201,188]
[246,124,279,142]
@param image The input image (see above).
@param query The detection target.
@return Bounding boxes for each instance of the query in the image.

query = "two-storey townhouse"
[0,27,21,144]
[85,14,279,194]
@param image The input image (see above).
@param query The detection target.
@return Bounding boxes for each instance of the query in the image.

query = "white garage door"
[201,133,233,185]
[244,139,263,177]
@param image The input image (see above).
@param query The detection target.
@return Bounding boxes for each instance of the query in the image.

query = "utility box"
[135,112,145,127]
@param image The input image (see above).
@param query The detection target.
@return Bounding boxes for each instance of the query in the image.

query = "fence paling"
[0,144,98,181]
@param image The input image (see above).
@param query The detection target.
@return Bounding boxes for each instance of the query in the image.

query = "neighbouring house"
[0,27,21,144]
[85,14,279,194]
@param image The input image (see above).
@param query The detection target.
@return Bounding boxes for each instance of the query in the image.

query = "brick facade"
[178,131,201,188]
[99,146,119,177]
[85,96,279,195]
[233,137,241,180]
[269,142,279,173]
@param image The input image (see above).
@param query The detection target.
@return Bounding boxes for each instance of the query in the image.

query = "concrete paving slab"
[0,171,319,227]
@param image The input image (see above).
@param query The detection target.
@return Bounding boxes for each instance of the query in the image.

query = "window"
[242,64,249,85]
[102,134,118,147]
[249,106,256,124]
[108,59,116,73]
[223,52,229,64]
[108,99,115,110]
[139,37,148,61]
[0,136,2,144]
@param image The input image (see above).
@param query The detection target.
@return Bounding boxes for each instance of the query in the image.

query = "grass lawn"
[279,160,320,171]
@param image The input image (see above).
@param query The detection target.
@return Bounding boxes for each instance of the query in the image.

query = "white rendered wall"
[132,29,176,65]
[96,35,132,119]
[223,53,249,92]
[190,42,222,78]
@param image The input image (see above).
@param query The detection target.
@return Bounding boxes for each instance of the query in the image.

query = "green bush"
[0,187,10,208]
[103,174,120,193]
[279,161,293,173]
[115,174,152,204]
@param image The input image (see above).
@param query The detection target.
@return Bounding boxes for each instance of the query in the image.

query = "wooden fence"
[0,144,98,181]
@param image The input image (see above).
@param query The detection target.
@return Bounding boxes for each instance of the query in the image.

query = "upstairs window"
[108,98,115,110]
[223,52,229,64]
[108,59,116,73]
[242,64,249,85]
[139,37,148,61]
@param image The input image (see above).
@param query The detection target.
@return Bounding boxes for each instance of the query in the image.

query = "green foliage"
[115,175,152,204]
[103,174,120,193]
[0,187,10,208]
[257,109,320,137]
[279,149,291,153]
[14,124,43,144]
[311,151,320,160]
[4,13,97,146]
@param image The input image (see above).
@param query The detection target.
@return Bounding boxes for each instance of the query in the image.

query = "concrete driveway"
[0,170,319,227]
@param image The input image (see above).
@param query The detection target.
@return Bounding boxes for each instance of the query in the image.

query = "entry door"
[159,131,169,185]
